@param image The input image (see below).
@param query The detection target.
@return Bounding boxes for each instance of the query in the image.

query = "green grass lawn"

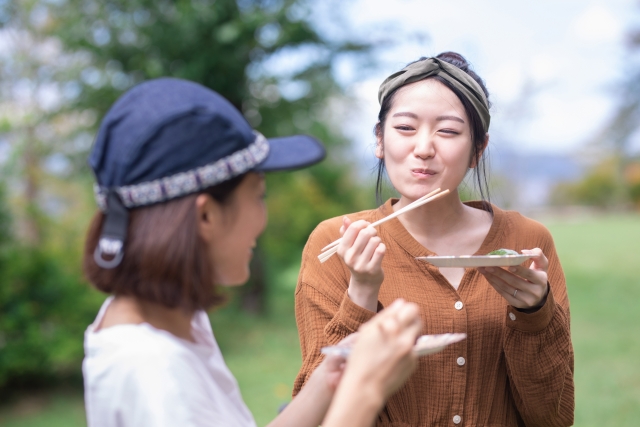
[545,214,640,426]
[1,214,639,426]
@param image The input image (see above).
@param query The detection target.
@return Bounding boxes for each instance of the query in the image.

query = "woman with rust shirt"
[293,52,574,427]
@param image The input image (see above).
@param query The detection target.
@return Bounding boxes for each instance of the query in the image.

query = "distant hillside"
[488,145,584,209]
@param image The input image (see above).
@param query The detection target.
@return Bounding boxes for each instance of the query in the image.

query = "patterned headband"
[93,131,269,211]
[377,57,491,133]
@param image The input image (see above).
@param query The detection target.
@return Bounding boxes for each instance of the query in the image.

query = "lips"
[411,168,437,177]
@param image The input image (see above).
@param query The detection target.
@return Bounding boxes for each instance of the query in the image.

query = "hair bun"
[435,51,469,71]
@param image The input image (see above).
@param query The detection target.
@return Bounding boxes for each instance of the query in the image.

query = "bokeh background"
[0,0,639,426]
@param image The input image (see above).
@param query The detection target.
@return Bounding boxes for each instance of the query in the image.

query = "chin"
[216,268,251,287]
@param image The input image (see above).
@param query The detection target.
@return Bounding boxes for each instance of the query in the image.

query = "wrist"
[516,282,550,313]
[324,374,384,427]
[298,363,334,414]
[348,278,381,312]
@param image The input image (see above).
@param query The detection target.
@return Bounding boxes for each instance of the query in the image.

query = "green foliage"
[0,243,104,393]
[0,183,11,248]
[44,0,374,310]
[550,157,640,209]
[0,0,374,392]
[550,158,617,208]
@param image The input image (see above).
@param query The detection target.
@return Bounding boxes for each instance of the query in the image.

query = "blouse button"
[509,312,516,321]
[457,357,466,366]
[454,301,464,310]
[453,415,462,424]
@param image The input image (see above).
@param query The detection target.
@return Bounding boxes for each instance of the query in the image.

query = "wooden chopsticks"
[317,188,450,263]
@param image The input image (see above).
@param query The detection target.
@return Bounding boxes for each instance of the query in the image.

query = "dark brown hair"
[374,52,492,212]
[83,174,247,312]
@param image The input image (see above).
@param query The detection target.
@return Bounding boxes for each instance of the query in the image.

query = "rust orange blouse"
[293,200,574,427]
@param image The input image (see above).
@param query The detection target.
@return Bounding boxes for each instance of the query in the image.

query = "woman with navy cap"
[82,77,422,427]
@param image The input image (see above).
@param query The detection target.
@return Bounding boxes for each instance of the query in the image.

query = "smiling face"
[376,78,479,201]
[197,173,268,286]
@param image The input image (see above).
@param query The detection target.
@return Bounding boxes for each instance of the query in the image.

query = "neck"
[393,189,470,238]
[100,295,195,342]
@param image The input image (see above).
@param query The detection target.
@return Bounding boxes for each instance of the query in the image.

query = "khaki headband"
[377,57,491,133]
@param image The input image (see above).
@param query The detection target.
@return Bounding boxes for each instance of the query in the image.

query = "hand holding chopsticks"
[317,188,450,263]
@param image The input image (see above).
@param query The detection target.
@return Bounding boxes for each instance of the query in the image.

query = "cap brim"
[254,135,326,172]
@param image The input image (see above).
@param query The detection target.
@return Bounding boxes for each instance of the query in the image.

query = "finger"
[339,216,352,236]
[478,268,522,301]
[339,220,372,251]
[356,235,383,267]
[395,301,420,328]
[323,352,347,369]
[382,301,420,339]
[522,248,549,271]
[479,269,539,308]
[337,332,359,347]
[506,265,547,286]
[366,243,386,270]
[370,299,404,331]
[480,266,533,289]
[345,226,379,263]
[363,298,401,331]
[479,268,515,294]
[352,225,378,250]
[482,274,519,305]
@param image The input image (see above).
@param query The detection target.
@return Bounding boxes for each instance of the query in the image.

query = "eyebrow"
[392,112,465,124]
[436,115,465,124]
[392,112,418,119]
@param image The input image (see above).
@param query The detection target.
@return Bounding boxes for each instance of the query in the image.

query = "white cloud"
[571,3,622,43]
[487,61,525,103]
[529,54,559,84]
[331,0,636,154]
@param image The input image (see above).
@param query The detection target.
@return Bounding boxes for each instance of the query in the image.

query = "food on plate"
[487,249,519,256]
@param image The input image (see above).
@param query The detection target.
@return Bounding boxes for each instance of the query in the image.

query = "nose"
[413,131,435,160]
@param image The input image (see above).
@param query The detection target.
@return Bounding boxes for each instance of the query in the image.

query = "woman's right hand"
[337,216,386,311]
[322,299,421,427]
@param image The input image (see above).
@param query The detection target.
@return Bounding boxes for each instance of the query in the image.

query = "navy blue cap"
[90,77,325,268]
[90,77,325,209]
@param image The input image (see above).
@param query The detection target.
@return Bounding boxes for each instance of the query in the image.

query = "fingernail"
[509,267,516,272]
[485,267,494,272]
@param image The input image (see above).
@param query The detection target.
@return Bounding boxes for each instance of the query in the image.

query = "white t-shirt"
[83,297,257,427]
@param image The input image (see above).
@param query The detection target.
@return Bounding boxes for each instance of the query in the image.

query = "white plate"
[320,333,467,358]
[414,333,467,356]
[415,254,532,268]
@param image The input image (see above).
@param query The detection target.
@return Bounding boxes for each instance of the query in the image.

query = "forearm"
[323,382,383,427]
[267,369,333,427]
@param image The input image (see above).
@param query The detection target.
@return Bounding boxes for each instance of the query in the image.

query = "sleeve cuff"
[505,286,556,333]
[325,291,383,335]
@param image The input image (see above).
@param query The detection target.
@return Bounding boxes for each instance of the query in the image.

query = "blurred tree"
[0,1,97,245]
[582,8,640,208]
[39,0,374,313]
[551,7,640,211]
[0,0,379,394]
[550,159,619,208]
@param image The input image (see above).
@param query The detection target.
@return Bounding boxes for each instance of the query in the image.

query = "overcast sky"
[325,0,639,157]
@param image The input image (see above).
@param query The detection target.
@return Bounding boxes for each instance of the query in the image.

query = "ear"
[375,123,384,159]
[196,194,224,244]
[469,133,489,169]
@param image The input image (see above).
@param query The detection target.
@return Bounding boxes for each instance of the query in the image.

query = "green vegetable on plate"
[487,248,519,255]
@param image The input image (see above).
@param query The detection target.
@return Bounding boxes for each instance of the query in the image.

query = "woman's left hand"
[477,248,549,310]
[315,333,358,393]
